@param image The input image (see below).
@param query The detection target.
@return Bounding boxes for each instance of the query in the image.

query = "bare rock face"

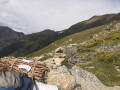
[45,64,120,90]
[70,66,113,90]
[46,70,76,90]
[44,46,120,90]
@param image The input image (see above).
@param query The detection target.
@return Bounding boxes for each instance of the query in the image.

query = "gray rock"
[73,87,82,90]
[57,65,70,75]
[69,66,113,90]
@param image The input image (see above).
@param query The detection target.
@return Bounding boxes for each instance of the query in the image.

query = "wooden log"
[0,57,48,82]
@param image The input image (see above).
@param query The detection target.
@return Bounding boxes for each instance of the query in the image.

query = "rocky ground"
[38,47,120,90]
[30,22,120,90]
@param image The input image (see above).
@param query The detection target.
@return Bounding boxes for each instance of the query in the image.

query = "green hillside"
[1,13,120,58]
[27,21,120,86]
[27,25,103,57]
[76,28,120,86]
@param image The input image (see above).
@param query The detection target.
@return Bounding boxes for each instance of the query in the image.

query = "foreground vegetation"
[77,27,120,86]
[77,55,120,86]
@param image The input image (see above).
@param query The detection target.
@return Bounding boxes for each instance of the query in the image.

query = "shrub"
[86,38,104,47]
[97,51,105,55]
[105,32,120,40]
[77,46,93,53]
[97,52,120,65]
[76,63,86,67]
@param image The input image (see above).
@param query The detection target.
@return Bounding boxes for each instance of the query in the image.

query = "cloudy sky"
[0,0,120,34]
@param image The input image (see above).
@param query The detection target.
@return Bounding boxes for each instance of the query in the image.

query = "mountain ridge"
[0,26,24,51]
[0,12,120,57]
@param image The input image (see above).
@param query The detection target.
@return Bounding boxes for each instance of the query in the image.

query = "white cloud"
[0,0,120,34]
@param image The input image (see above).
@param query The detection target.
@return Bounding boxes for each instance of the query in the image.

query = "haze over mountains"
[0,12,120,58]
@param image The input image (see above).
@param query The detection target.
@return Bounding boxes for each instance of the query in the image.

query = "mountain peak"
[0,26,24,43]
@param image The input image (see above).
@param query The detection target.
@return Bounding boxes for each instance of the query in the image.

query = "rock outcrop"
[70,66,112,90]
[44,47,120,90]
[46,65,120,90]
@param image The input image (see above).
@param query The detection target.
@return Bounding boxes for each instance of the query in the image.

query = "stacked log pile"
[0,57,48,82]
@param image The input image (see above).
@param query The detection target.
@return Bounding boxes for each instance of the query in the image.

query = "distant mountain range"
[0,12,120,57]
[0,28,60,57]
[0,26,24,50]
[0,26,24,42]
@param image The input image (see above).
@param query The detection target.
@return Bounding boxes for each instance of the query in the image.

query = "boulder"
[45,64,120,90]
[69,66,113,90]
[46,70,76,90]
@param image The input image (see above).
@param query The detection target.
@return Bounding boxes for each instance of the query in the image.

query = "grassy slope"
[78,57,120,86]
[77,28,120,86]
[27,21,120,86]
[27,26,103,57]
